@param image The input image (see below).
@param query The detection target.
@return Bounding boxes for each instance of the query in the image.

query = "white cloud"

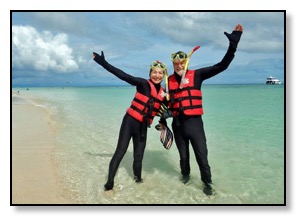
[140,12,284,53]
[12,25,79,72]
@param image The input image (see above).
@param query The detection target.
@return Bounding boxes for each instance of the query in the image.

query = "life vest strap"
[173,95,202,102]
[171,104,203,112]
[133,97,147,107]
[130,104,146,116]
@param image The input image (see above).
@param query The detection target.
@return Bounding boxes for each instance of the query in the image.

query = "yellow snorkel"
[179,45,200,89]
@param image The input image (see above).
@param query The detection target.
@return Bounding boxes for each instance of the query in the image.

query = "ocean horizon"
[12,82,285,88]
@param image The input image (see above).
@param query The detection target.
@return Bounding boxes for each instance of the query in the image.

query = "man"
[161,24,243,195]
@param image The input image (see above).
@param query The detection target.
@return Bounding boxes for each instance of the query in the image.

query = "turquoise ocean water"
[13,84,285,204]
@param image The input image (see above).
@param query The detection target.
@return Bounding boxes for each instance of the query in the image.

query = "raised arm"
[199,24,243,81]
[93,51,146,86]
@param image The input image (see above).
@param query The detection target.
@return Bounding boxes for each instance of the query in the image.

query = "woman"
[93,51,167,191]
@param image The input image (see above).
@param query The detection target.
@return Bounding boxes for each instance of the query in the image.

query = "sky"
[11,11,285,87]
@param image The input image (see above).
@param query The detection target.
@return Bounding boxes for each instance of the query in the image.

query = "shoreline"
[10,87,285,204]
[12,94,64,204]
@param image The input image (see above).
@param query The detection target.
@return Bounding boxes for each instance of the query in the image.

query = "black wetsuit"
[170,31,242,185]
[93,58,162,188]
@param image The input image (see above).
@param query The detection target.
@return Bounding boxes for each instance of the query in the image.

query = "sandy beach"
[10,86,285,205]
[12,93,63,204]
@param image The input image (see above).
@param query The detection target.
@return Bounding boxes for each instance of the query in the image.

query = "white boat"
[266,76,281,85]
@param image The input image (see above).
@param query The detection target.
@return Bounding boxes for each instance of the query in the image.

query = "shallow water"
[13,84,285,204]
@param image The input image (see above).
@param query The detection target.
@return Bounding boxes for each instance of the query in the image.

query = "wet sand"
[12,94,63,204]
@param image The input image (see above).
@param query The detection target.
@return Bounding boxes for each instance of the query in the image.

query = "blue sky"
[11,11,285,87]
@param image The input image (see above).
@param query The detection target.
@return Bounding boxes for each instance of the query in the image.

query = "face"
[150,67,164,84]
[173,59,187,76]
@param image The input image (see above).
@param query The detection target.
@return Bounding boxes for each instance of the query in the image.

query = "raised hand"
[93,51,107,66]
[224,24,243,47]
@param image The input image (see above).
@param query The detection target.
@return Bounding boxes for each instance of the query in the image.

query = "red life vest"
[127,80,165,126]
[168,70,203,116]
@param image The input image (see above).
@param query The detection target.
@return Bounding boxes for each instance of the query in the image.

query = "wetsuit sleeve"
[93,55,147,86]
[198,30,242,81]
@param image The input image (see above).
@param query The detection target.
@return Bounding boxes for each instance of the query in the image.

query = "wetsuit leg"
[132,124,147,181]
[106,114,134,183]
[172,119,190,176]
[184,116,212,184]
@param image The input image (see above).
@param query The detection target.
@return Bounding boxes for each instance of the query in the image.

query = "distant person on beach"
[93,51,168,191]
[159,24,243,195]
